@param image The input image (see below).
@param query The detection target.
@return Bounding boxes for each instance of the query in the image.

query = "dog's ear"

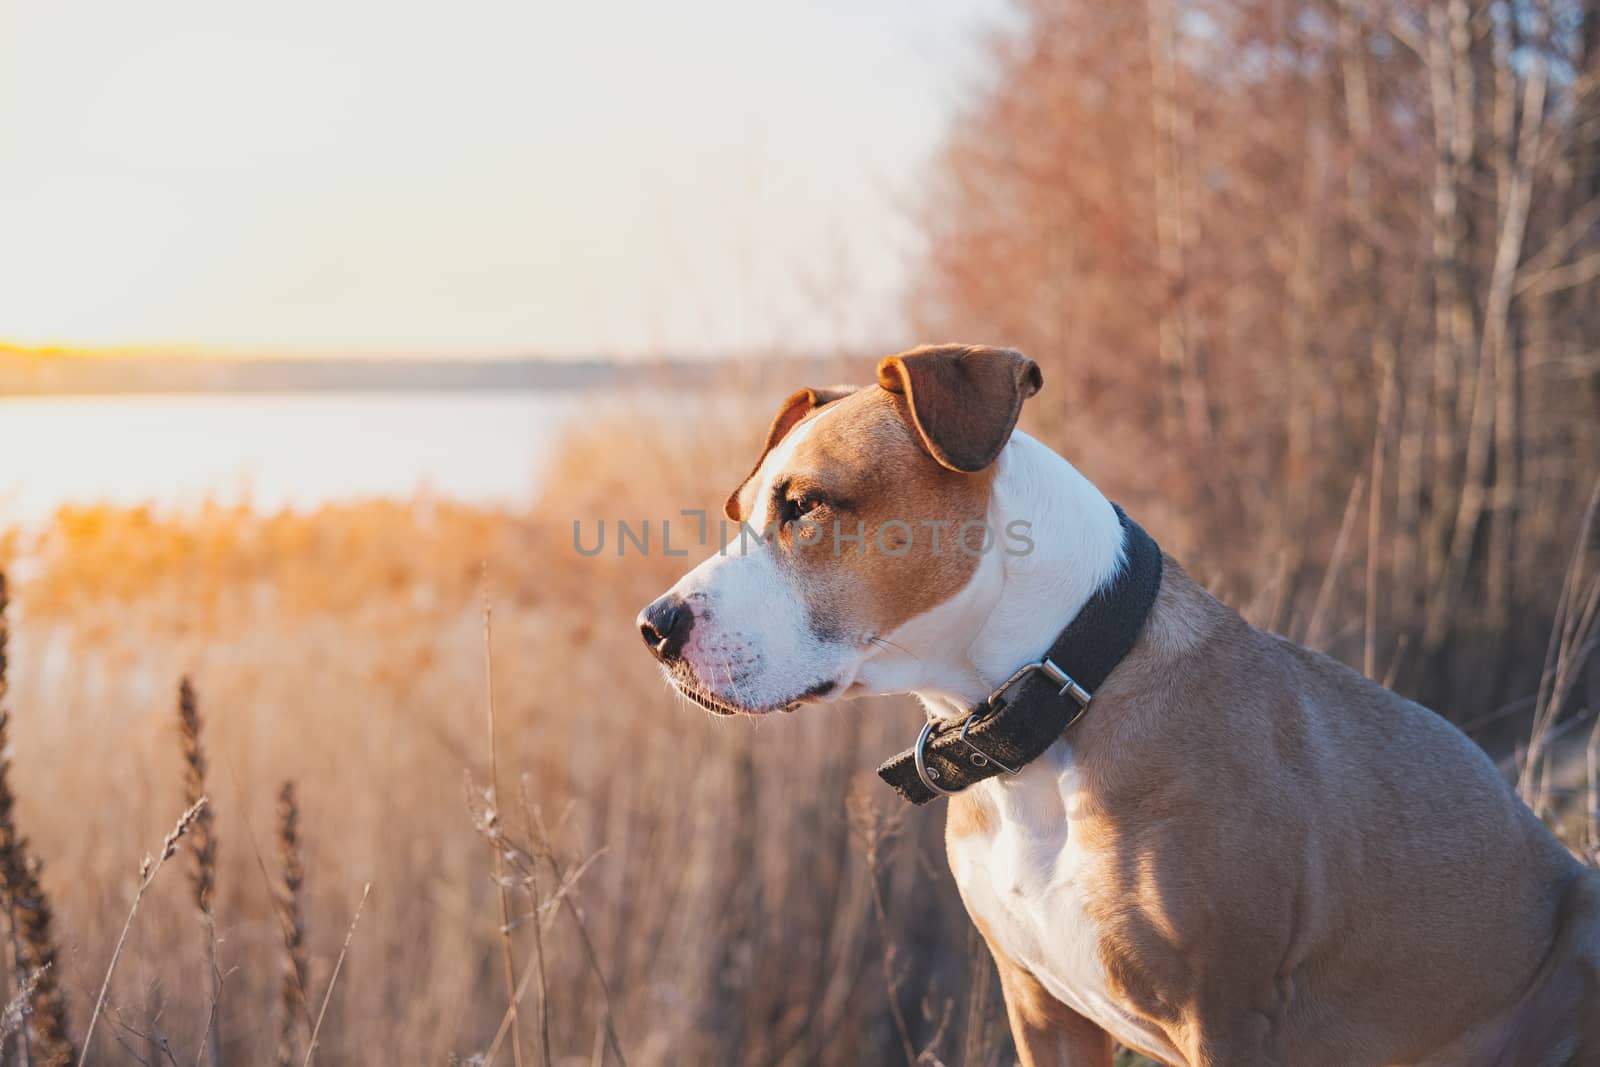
[724,386,856,521]
[876,345,1042,472]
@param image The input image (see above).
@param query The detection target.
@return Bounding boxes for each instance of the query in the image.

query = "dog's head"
[637,344,1042,715]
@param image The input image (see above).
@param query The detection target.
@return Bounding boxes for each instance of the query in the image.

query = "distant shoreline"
[0,351,865,397]
[0,354,729,396]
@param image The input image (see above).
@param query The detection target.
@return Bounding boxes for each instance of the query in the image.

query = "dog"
[637,344,1600,1065]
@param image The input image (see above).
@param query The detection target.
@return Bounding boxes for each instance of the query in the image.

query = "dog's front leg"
[991,950,1113,1067]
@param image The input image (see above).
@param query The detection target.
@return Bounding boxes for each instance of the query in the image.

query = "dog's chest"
[946,747,1181,1063]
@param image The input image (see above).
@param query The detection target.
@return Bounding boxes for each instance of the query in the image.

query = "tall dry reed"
[178,676,224,1067]
[0,572,73,1067]
[274,781,310,1067]
[480,590,526,1067]
[303,881,369,1067]
[0,960,44,1058]
[78,798,208,1067]
[914,0,1600,729]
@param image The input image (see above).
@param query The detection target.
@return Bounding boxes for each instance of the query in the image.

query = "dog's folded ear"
[724,386,856,521]
[876,345,1042,472]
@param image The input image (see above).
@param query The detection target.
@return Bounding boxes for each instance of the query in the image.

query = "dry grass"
[479,590,526,1067]
[0,404,1006,1064]
[0,572,74,1067]
[302,881,368,1067]
[78,798,207,1067]
[177,677,224,1067]
[272,782,309,1067]
[0,395,1590,1067]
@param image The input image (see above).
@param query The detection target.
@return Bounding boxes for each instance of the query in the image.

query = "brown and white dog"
[637,344,1600,1066]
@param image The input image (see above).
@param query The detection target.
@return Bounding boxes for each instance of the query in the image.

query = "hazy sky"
[0,1,1003,356]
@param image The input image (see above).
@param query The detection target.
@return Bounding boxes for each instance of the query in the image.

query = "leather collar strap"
[877,505,1163,805]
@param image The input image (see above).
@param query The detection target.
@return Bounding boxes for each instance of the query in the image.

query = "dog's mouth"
[670,675,752,716]
[664,669,836,718]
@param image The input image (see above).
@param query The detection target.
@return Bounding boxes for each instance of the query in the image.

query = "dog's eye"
[779,494,823,526]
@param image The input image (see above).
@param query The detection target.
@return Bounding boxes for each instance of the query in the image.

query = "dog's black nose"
[638,595,692,662]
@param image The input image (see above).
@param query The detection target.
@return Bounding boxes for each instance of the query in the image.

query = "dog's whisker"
[869,636,918,660]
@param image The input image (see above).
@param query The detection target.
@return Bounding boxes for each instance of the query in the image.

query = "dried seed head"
[0,575,75,1067]
[161,797,209,866]
[0,571,9,706]
[0,961,45,1048]
[177,678,218,912]
[274,781,310,1067]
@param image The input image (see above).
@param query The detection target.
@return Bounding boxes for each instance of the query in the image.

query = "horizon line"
[0,340,887,364]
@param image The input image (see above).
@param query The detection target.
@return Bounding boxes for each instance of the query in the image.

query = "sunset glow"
[0,0,998,356]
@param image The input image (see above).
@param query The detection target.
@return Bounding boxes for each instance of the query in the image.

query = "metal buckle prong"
[957,710,1021,775]
[990,658,1093,710]
[1037,658,1093,709]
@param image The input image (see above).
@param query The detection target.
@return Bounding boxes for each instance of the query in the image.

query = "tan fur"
[724,385,857,522]
[713,347,1600,1065]
[722,346,1044,643]
[876,344,1042,472]
[995,942,1116,1066]
[947,790,995,840]
[971,560,1600,1066]
[731,384,994,644]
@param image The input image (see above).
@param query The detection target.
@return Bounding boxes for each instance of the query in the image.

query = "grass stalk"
[846,786,919,1067]
[482,581,527,1067]
[516,778,552,1067]
[302,882,369,1067]
[177,677,224,1067]
[274,782,310,1067]
[79,798,208,1067]
[1520,479,1600,814]
[0,961,43,1056]
[0,573,73,1067]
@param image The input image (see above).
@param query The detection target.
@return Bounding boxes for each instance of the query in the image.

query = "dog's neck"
[858,430,1128,720]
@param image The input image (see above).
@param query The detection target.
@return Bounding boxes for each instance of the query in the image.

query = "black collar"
[877,505,1163,805]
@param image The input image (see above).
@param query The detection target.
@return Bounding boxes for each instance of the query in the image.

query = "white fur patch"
[661,406,864,711]
[854,429,1128,715]
[950,747,1182,1062]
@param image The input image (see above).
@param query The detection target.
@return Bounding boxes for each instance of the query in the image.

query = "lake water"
[0,391,587,524]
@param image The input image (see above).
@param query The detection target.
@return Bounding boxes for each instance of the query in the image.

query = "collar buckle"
[989,656,1093,712]
[912,658,1096,798]
[881,506,1163,806]
[913,718,961,797]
